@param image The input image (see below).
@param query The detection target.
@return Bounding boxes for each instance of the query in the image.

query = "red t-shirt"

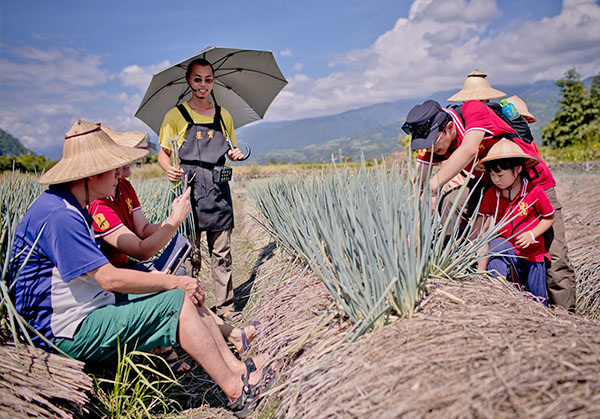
[89,179,141,267]
[416,100,556,189]
[478,179,555,262]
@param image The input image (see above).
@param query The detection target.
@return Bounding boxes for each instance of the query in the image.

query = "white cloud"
[266,0,600,121]
[118,60,171,93]
[409,0,500,23]
[2,0,600,154]
[0,46,161,155]
[2,46,109,89]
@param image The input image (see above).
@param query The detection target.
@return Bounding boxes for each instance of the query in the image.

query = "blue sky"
[1,0,599,157]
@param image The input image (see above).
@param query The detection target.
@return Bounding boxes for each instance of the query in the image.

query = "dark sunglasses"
[402,113,437,137]
[192,77,215,84]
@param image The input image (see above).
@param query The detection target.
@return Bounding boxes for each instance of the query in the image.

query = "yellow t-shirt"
[158,102,238,150]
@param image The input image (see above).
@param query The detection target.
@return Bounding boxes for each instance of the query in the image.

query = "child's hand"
[515,231,537,249]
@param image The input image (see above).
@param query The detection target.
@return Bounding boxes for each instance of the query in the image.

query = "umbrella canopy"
[135,46,288,135]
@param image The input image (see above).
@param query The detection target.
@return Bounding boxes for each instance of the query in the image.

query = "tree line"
[0,154,56,173]
[542,69,600,160]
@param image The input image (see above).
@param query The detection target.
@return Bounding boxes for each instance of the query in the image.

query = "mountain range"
[236,79,562,164]
[0,128,34,157]
[1,79,565,162]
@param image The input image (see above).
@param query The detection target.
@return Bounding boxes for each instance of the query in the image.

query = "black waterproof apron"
[177,104,234,231]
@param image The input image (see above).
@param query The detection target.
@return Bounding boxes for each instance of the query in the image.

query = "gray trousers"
[200,229,234,314]
[542,187,576,311]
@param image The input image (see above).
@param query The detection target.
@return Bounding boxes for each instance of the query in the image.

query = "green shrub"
[92,346,180,418]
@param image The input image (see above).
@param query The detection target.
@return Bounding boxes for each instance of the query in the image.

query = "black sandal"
[244,358,257,374]
[228,366,276,417]
[158,347,191,373]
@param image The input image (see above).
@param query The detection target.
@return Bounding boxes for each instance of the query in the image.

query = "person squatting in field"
[9,120,274,416]
[403,93,575,310]
[157,58,245,322]
[474,139,555,305]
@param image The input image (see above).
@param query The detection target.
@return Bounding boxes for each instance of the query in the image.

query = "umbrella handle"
[239,146,251,161]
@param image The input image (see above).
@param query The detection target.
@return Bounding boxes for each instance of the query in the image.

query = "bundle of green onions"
[167,135,197,245]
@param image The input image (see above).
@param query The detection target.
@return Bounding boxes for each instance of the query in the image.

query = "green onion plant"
[0,170,70,356]
[250,160,515,338]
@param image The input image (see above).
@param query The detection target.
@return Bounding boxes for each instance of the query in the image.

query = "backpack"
[447,102,535,144]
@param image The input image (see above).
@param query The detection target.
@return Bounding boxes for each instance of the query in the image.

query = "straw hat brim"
[448,71,506,102]
[506,95,537,123]
[474,139,539,172]
[447,86,507,102]
[39,146,148,185]
[100,125,147,148]
[39,122,149,185]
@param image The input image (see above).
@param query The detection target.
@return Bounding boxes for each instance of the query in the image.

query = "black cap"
[403,100,447,150]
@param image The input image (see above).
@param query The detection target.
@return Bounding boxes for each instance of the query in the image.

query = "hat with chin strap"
[38,120,149,185]
[475,138,539,172]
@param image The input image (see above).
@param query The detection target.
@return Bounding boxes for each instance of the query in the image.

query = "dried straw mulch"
[0,344,92,418]
[172,170,600,417]
[248,267,600,418]
[234,170,600,418]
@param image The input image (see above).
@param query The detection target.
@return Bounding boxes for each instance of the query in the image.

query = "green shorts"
[55,289,185,363]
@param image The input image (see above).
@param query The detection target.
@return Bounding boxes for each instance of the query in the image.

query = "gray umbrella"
[135,46,288,136]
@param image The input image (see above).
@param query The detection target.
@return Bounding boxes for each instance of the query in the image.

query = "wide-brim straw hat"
[39,120,149,185]
[506,95,537,123]
[447,70,507,102]
[475,138,539,172]
[100,125,148,148]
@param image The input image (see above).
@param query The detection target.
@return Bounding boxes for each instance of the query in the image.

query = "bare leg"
[198,307,267,370]
[208,309,257,353]
[178,297,265,401]
[197,305,246,372]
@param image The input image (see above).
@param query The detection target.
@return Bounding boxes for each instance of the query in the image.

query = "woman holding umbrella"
[157,58,244,322]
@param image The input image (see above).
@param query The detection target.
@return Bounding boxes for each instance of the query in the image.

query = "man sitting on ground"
[9,120,273,416]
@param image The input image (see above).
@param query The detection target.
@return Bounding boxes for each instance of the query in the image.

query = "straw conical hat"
[475,139,539,172]
[447,70,507,102]
[99,125,147,148]
[506,95,537,123]
[39,120,149,185]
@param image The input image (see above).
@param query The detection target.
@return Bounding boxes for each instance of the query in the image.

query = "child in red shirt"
[475,139,555,305]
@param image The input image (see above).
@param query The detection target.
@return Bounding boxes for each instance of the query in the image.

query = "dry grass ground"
[2,165,597,418]
[173,168,600,418]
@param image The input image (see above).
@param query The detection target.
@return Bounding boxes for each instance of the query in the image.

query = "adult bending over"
[403,99,575,310]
